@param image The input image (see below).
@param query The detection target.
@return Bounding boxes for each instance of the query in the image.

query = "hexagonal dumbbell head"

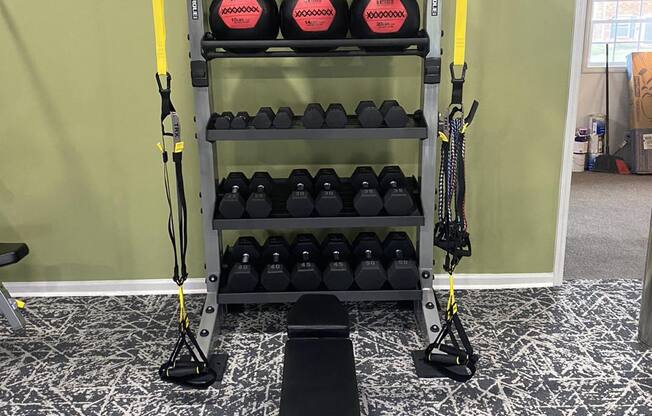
[355,100,383,128]
[273,107,295,129]
[325,103,347,128]
[219,172,249,219]
[302,103,326,129]
[352,166,383,216]
[379,100,408,128]
[253,107,276,129]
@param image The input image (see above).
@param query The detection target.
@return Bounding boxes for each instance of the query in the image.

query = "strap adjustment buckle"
[156,72,172,95]
[450,62,467,107]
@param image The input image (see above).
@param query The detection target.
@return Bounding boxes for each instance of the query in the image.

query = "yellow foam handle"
[453,0,468,67]
[15,299,25,309]
[152,0,168,76]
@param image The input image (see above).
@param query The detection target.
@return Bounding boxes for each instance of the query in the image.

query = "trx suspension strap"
[426,0,479,382]
[152,0,216,389]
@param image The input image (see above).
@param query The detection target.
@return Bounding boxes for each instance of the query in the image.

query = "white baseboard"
[3,278,208,298]
[432,273,555,290]
[4,273,554,297]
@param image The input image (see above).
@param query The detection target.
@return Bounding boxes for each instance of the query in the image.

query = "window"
[587,0,652,67]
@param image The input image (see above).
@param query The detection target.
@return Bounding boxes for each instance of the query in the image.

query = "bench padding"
[287,294,350,338]
[280,338,360,416]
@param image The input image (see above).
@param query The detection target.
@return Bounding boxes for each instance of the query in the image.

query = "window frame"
[582,0,649,73]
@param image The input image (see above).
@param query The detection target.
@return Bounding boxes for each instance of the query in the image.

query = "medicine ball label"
[363,0,407,34]
[219,0,262,29]
[292,0,336,32]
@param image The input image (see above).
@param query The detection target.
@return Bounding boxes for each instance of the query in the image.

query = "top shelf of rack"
[201,31,430,59]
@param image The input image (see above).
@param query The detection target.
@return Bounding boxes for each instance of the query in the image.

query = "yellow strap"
[178,285,188,326]
[174,141,185,153]
[15,299,25,309]
[438,131,449,142]
[152,0,168,76]
[453,0,468,67]
[447,273,458,318]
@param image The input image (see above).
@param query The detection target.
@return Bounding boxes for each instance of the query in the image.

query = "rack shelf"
[217,289,422,304]
[213,176,424,230]
[201,32,430,59]
[206,114,427,141]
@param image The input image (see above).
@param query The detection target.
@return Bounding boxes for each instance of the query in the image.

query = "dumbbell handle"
[256,184,266,193]
[272,252,280,263]
[333,250,341,261]
[231,185,240,193]
[242,253,250,264]
[302,250,310,262]
[395,249,404,260]
[365,249,373,260]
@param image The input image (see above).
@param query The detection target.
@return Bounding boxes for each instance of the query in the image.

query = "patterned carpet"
[0,279,650,416]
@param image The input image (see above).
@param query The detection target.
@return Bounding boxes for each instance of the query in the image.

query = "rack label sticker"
[191,0,200,19]
[363,0,407,34]
[431,0,438,16]
[644,134,652,150]
[292,0,336,32]
[219,0,262,29]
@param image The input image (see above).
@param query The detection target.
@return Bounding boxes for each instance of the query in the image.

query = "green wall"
[0,1,574,282]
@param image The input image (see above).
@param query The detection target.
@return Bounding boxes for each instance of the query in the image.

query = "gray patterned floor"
[1,279,651,416]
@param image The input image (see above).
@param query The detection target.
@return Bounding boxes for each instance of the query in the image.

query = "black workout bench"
[280,294,360,416]
[0,243,29,330]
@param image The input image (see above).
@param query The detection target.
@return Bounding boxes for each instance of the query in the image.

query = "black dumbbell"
[379,100,408,128]
[352,232,383,261]
[379,166,415,216]
[314,168,343,217]
[286,169,315,217]
[325,103,347,128]
[382,231,417,260]
[262,236,291,265]
[214,111,234,129]
[351,166,383,216]
[302,103,325,129]
[383,232,418,290]
[226,237,261,293]
[231,111,250,129]
[246,172,274,218]
[323,251,353,291]
[355,101,383,128]
[219,172,249,219]
[273,107,295,129]
[322,234,353,291]
[253,107,276,129]
[352,233,387,290]
[291,234,322,291]
[261,252,291,292]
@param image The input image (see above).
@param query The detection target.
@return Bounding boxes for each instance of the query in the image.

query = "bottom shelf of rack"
[216,289,422,304]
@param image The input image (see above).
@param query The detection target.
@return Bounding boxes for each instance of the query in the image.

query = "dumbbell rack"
[184,0,443,357]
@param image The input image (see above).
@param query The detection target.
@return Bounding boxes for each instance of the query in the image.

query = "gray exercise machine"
[0,243,29,331]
